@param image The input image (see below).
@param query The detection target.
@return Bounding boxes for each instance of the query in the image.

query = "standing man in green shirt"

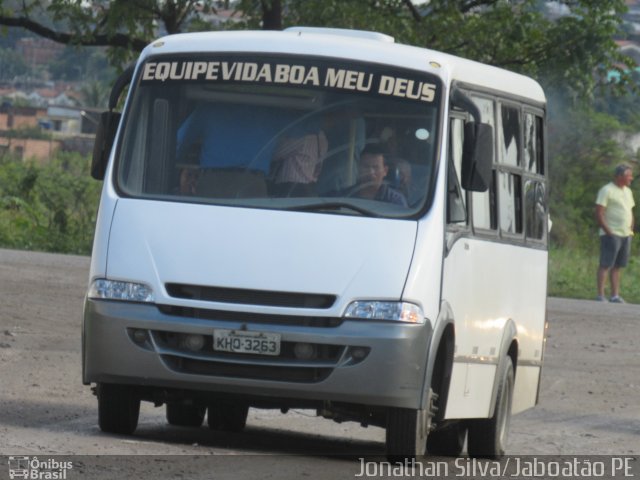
[595,164,635,303]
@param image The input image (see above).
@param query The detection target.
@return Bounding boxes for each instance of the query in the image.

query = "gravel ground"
[0,248,638,479]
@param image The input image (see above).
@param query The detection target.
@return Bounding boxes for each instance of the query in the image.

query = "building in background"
[17,38,64,70]
[0,102,98,162]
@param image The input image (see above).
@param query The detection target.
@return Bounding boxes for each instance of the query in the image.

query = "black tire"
[97,383,140,435]
[427,421,466,456]
[385,407,429,462]
[467,360,514,458]
[207,401,249,432]
[166,403,206,427]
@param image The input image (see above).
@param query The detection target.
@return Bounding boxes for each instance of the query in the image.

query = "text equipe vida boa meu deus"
[141,61,437,103]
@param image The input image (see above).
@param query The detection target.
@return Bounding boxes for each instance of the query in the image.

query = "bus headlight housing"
[344,301,424,324]
[88,279,155,303]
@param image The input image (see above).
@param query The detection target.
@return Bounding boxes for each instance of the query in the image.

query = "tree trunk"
[261,0,282,30]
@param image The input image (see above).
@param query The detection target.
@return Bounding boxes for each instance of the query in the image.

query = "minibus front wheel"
[207,400,249,432]
[97,383,140,435]
[385,406,430,461]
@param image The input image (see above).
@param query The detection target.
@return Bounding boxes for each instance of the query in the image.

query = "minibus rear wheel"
[97,383,140,435]
[166,403,206,427]
[207,401,249,432]
[466,359,514,458]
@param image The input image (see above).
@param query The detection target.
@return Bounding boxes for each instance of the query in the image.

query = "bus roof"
[143,29,546,104]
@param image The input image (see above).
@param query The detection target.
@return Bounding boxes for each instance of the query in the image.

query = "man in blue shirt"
[344,144,407,207]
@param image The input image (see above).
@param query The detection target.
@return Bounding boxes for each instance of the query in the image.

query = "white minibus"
[83,27,548,460]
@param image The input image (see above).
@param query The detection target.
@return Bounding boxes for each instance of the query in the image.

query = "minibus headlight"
[88,279,155,303]
[344,301,424,324]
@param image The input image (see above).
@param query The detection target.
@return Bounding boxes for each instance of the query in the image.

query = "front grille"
[162,355,333,383]
[166,283,336,309]
[150,330,349,383]
[153,330,344,363]
[157,305,343,328]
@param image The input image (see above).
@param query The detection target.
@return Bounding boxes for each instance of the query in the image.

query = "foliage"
[593,70,640,129]
[0,0,636,99]
[0,0,221,66]
[48,45,114,82]
[0,46,32,80]
[546,98,636,249]
[549,246,640,303]
[246,0,634,99]
[3,126,52,140]
[76,80,110,109]
[0,153,101,254]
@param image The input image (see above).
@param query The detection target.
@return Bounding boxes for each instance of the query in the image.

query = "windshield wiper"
[287,201,379,217]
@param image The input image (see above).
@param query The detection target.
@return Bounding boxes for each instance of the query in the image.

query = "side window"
[498,171,522,234]
[447,117,467,224]
[461,92,546,243]
[524,113,544,174]
[499,104,520,167]
[497,103,523,235]
[524,109,546,242]
[470,95,497,231]
[525,180,546,240]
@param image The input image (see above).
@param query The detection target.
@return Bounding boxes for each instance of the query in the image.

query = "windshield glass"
[116,54,442,218]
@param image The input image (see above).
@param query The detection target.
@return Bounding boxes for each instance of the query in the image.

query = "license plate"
[213,329,281,356]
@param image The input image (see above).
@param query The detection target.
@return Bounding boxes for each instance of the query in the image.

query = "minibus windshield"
[116,54,442,218]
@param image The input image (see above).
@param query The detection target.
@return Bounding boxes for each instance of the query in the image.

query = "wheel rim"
[496,371,513,449]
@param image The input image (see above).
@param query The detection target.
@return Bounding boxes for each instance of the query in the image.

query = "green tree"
[0,153,102,254]
[0,47,32,81]
[76,80,110,108]
[0,0,635,98]
[593,69,640,129]
[48,46,113,81]
[0,0,221,65]
[546,99,635,249]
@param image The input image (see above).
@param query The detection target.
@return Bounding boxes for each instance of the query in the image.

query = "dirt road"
[0,248,638,478]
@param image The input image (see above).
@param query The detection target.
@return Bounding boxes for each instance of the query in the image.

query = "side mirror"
[90,64,135,181]
[91,111,121,180]
[461,122,493,192]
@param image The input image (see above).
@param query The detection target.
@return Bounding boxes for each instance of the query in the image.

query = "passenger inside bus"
[268,116,329,197]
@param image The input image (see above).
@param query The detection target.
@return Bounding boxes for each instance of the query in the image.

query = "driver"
[346,144,407,206]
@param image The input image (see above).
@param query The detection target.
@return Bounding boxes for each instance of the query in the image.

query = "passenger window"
[498,172,522,234]
[471,96,495,127]
[472,172,497,230]
[524,113,544,174]
[525,180,546,240]
[499,104,520,167]
[470,95,497,231]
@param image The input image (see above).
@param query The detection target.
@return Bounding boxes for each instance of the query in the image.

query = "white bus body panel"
[442,238,547,418]
[105,199,418,313]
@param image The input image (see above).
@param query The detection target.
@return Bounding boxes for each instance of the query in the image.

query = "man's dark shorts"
[600,235,632,268]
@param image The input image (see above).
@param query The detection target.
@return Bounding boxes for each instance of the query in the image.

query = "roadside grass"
[549,245,640,304]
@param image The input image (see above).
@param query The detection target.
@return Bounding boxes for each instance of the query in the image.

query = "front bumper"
[83,299,432,409]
